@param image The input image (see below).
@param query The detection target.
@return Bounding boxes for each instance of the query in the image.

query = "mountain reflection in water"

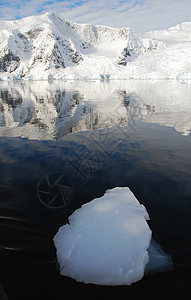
[0,80,191,139]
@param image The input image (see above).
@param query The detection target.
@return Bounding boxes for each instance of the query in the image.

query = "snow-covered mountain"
[0,12,190,80]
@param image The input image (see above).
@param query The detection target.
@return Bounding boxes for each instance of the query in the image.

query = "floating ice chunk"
[54,187,173,285]
[54,187,152,285]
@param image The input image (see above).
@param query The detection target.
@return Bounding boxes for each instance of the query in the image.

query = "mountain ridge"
[0,12,190,80]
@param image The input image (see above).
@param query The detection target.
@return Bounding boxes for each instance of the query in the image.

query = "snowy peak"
[143,21,191,43]
[0,13,191,80]
[0,12,84,74]
[0,12,147,79]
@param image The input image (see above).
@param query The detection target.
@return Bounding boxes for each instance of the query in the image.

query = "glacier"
[0,11,191,80]
[53,187,173,286]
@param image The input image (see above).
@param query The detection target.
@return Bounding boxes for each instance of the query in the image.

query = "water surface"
[0,80,191,298]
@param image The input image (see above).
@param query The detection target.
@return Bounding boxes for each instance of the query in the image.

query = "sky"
[0,0,190,33]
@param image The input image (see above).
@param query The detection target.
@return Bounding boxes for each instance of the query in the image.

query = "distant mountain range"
[0,12,191,80]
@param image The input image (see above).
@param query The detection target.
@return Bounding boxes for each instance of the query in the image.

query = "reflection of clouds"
[0,80,190,140]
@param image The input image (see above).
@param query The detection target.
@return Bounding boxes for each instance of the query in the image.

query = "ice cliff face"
[0,12,190,80]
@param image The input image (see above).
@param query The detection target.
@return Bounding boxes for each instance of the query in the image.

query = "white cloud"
[0,0,191,33]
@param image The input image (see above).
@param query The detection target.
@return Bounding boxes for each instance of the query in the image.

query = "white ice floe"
[54,187,173,285]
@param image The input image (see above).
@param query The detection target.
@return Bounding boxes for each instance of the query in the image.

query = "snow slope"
[0,12,190,80]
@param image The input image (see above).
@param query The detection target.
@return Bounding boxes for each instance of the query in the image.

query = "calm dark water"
[0,81,191,298]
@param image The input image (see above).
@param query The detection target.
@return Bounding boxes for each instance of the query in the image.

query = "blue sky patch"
[0,0,190,34]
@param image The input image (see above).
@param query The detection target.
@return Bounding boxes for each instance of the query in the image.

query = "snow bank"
[54,187,152,285]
